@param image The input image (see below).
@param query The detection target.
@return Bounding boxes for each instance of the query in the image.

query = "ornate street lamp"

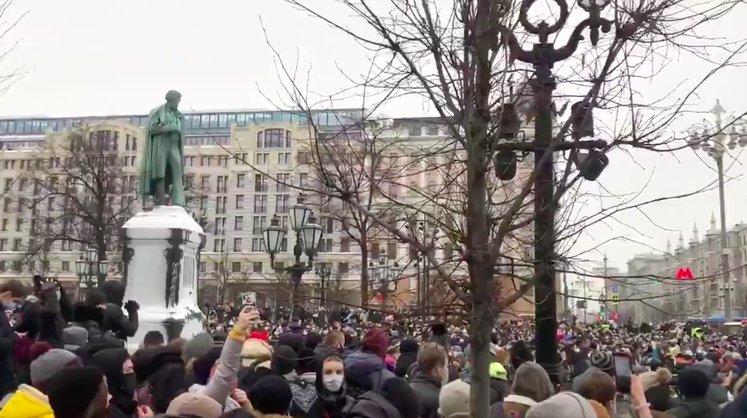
[263,195,323,320]
[494,0,613,382]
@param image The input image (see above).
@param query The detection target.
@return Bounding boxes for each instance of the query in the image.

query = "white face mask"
[323,375,344,392]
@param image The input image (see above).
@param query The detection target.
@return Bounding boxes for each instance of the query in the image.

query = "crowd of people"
[3,278,747,418]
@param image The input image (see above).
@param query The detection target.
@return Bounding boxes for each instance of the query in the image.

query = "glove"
[124,300,140,312]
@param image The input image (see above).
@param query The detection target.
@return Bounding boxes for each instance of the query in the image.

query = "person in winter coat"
[346,377,419,418]
[288,353,351,418]
[666,367,720,418]
[0,280,25,399]
[693,360,730,407]
[720,379,747,418]
[246,376,294,418]
[0,342,82,418]
[344,327,395,397]
[132,346,185,413]
[487,361,510,404]
[640,368,674,412]
[394,340,418,378]
[46,366,111,418]
[314,331,345,366]
[89,348,139,418]
[187,307,259,412]
[100,281,139,342]
[489,362,554,418]
[409,342,448,418]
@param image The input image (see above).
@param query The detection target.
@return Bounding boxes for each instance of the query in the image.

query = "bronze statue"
[140,90,186,206]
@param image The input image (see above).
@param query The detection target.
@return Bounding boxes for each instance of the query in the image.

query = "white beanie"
[526,392,597,418]
[438,379,470,418]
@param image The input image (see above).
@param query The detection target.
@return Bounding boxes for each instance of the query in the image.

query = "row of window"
[0,111,362,136]
[203,260,351,275]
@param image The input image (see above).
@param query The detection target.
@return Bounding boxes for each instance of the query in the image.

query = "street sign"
[611,285,618,292]
[611,293,619,305]
[676,268,694,280]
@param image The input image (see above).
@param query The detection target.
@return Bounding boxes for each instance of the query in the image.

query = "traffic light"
[612,313,618,321]
[599,310,605,321]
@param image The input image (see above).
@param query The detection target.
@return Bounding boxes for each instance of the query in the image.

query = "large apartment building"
[621,213,747,323]
[0,110,545,314]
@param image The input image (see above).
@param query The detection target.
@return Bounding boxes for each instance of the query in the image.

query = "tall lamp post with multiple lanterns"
[369,257,404,308]
[75,247,108,301]
[493,0,611,381]
[687,100,747,321]
[262,193,323,319]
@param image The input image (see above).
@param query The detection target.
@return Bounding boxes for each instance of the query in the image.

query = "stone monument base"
[122,205,205,351]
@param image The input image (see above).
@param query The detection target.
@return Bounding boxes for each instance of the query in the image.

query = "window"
[13,239,21,251]
[320,238,333,252]
[18,178,26,192]
[252,216,266,234]
[234,238,242,252]
[11,260,19,272]
[217,176,228,193]
[15,219,23,232]
[235,195,244,209]
[255,153,269,165]
[259,129,287,148]
[237,174,245,188]
[214,217,226,235]
[213,239,225,252]
[371,242,380,259]
[276,195,289,213]
[234,153,249,165]
[339,262,349,274]
[200,196,208,211]
[322,217,334,233]
[299,173,308,188]
[341,237,350,252]
[218,156,228,167]
[280,237,288,252]
[62,261,70,271]
[200,262,206,273]
[235,216,244,230]
[297,152,311,165]
[253,262,263,273]
[278,153,291,165]
[3,179,11,192]
[0,239,5,250]
[254,195,267,213]
[254,174,268,192]
[387,242,397,259]
[251,238,265,252]
[216,197,227,214]
[201,176,210,190]
[277,173,290,192]
[232,262,242,273]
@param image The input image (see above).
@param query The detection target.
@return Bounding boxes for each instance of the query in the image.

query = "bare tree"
[18,126,140,286]
[262,0,746,414]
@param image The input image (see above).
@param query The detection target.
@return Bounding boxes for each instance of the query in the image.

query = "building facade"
[621,213,747,323]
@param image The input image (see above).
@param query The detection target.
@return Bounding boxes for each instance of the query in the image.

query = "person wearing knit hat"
[491,361,554,418]
[526,392,597,418]
[46,366,108,418]
[272,345,299,379]
[30,346,82,390]
[183,332,215,362]
[167,392,223,418]
[438,379,470,418]
[62,326,89,351]
[247,375,294,416]
[589,351,614,376]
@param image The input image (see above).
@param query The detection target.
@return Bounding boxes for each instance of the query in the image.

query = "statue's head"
[165,90,182,110]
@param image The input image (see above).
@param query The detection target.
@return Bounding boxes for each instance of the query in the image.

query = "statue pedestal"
[122,206,206,351]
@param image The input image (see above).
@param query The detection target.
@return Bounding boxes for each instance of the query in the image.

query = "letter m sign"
[676,268,694,280]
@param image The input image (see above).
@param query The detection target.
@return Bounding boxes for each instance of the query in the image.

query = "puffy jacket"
[0,385,54,418]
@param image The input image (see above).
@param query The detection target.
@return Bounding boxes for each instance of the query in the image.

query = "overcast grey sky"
[1,0,746,275]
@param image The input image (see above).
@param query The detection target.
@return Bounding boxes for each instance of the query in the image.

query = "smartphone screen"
[614,355,632,394]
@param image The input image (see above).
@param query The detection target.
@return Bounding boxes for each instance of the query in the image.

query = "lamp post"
[369,257,403,308]
[263,193,322,319]
[687,100,747,321]
[495,0,611,382]
[75,247,108,301]
[315,262,332,308]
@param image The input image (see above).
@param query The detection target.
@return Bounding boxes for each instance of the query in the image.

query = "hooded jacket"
[344,351,396,396]
[345,392,402,418]
[101,281,139,341]
[394,340,418,378]
[409,371,441,418]
[0,384,54,418]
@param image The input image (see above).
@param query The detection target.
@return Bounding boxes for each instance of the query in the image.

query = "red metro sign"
[676,268,694,280]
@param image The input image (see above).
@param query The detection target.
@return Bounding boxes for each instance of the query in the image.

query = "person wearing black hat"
[247,375,294,418]
[666,367,719,418]
[272,345,299,379]
[47,366,110,418]
[89,348,139,418]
